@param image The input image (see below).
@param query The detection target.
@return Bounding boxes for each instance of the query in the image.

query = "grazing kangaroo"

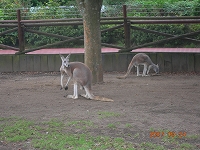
[117,53,159,79]
[60,54,113,102]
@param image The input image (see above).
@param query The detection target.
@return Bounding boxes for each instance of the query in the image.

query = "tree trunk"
[76,0,103,84]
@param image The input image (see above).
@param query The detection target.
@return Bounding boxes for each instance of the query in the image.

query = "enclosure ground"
[0,72,200,149]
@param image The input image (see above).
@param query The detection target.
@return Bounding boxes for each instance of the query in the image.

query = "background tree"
[76,0,103,84]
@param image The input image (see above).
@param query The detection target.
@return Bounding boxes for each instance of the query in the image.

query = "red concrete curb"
[0,48,200,54]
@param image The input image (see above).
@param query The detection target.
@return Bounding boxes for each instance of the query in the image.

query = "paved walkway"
[0,47,200,54]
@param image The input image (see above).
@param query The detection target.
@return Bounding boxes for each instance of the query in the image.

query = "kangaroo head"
[153,64,159,74]
[60,54,71,68]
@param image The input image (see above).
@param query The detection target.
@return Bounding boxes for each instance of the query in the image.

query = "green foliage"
[25,25,84,48]
[162,0,200,16]
[131,24,200,48]
[0,28,18,46]
[1,0,31,20]
[101,25,124,45]
[1,0,32,9]
[0,9,4,20]
[126,0,200,17]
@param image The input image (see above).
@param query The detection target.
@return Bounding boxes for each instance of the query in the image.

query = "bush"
[162,0,200,16]
[25,25,84,48]
[131,24,200,48]
[101,25,124,45]
[126,0,200,17]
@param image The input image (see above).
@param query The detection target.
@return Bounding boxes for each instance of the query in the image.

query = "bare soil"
[0,72,200,149]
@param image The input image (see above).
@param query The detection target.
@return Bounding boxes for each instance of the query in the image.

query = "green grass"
[179,143,196,149]
[0,117,7,121]
[67,120,94,129]
[97,111,120,118]
[0,119,35,142]
[133,133,140,139]
[0,117,199,150]
[0,118,135,150]
[107,123,117,129]
[125,123,132,128]
[140,142,165,150]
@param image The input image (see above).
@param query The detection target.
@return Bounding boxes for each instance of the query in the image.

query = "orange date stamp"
[150,131,186,138]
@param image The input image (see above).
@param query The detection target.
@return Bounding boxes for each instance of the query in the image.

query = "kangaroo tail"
[93,96,114,102]
[80,94,113,102]
[116,63,134,79]
[81,87,113,102]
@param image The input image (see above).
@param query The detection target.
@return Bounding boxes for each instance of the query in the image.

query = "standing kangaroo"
[117,53,159,79]
[60,54,113,102]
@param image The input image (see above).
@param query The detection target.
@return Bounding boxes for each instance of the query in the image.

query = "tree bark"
[76,0,103,84]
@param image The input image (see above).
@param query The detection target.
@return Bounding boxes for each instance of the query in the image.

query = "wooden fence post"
[17,9,25,52]
[123,5,131,49]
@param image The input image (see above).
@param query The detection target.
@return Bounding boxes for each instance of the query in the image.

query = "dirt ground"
[0,72,200,149]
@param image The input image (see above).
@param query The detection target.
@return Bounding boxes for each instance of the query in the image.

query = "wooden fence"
[0,5,200,55]
[0,52,200,73]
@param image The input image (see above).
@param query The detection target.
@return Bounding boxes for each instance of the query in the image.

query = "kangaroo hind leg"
[67,82,78,99]
[80,86,94,99]
[60,72,64,89]
[142,64,149,76]
[136,65,142,76]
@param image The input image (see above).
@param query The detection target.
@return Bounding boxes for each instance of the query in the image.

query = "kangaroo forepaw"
[65,86,68,90]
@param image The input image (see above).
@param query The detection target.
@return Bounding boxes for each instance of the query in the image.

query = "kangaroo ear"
[59,54,64,60]
[66,54,71,59]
